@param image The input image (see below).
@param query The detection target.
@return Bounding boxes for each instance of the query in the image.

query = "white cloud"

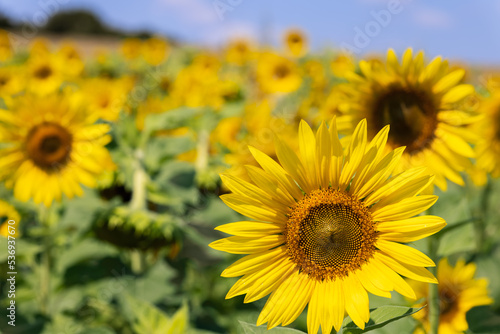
[155,0,219,24]
[202,21,258,46]
[412,6,453,29]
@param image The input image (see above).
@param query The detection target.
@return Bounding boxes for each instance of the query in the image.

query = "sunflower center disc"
[372,87,438,154]
[439,286,458,316]
[274,64,290,79]
[26,122,73,171]
[286,189,377,281]
[34,65,53,79]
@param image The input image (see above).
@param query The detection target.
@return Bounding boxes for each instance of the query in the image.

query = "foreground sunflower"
[408,258,492,334]
[0,94,115,206]
[337,48,478,191]
[210,118,446,332]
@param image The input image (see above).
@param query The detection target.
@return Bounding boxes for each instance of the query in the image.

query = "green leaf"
[167,303,189,334]
[238,321,305,334]
[466,306,500,334]
[124,295,171,334]
[340,305,424,334]
[143,107,203,134]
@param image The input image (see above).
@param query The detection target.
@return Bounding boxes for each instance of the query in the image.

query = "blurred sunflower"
[284,29,308,57]
[470,87,500,184]
[79,76,134,122]
[210,118,445,332]
[0,200,20,238]
[0,29,12,61]
[120,37,142,60]
[330,53,356,78]
[225,39,253,66]
[408,258,492,334]
[56,43,85,77]
[0,66,24,97]
[338,48,478,190]
[257,52,302,94]
[217,100,297,181]
[142,37,169,66]
[26,55,64,95]
[0,94,115,206]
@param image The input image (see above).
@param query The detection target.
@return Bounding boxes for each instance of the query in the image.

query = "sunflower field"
[1,24,500,334]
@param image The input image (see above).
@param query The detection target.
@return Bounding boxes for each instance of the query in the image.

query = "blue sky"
[2,0,500,65]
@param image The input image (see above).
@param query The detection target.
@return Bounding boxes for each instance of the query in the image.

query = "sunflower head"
[26,55,63,95]
[0,200,20,238]
[120,37,142,60]
[408,258,493,334]
[142,37,169,66]
[257,52,302,94]
[225,39,253,66]
[337,48,479,190]
[0,93,115,206]
[211,118,446,332]
[330,53,356,78]
[0,29,13,61]
[284,29,308,57]
[470,88,500,184]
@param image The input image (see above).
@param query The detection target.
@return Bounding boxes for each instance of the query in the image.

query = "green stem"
[130,250,144,274]
[129,149,147,211]
[195,129,209,173]
[38,205,52,316]
[427,236,440,334]
[474,179,491,254]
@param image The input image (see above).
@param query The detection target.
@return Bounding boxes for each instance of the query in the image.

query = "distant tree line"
[0,10,159,39]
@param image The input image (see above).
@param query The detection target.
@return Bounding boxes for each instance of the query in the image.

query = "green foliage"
[340,306,424,334]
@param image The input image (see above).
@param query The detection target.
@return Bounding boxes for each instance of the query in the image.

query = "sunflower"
[120,37,142,60]
[210,118,446,332]
[0,29,13,61]
[257,52,302,94]
[0,94,115,206]
[0,66,24,97]
[470,86,500,184]
[56,43,85,77]
[0,200,20,238]
[26,54,64,96]
[225,39,253,66]
[142,37,169,66]
[284,29,308,57]
[330,53,356,78]
[408,258,493,334]
[337,48,478,191]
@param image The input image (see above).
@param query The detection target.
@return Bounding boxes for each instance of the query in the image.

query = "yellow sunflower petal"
[377,240,435,267]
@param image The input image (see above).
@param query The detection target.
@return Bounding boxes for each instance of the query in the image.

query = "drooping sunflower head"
[337,48,479,190]
[210,118,446,332]
[408,258,493,334]
[284,29,308,57]
[0,93,115,206]
[257,52,302,94]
